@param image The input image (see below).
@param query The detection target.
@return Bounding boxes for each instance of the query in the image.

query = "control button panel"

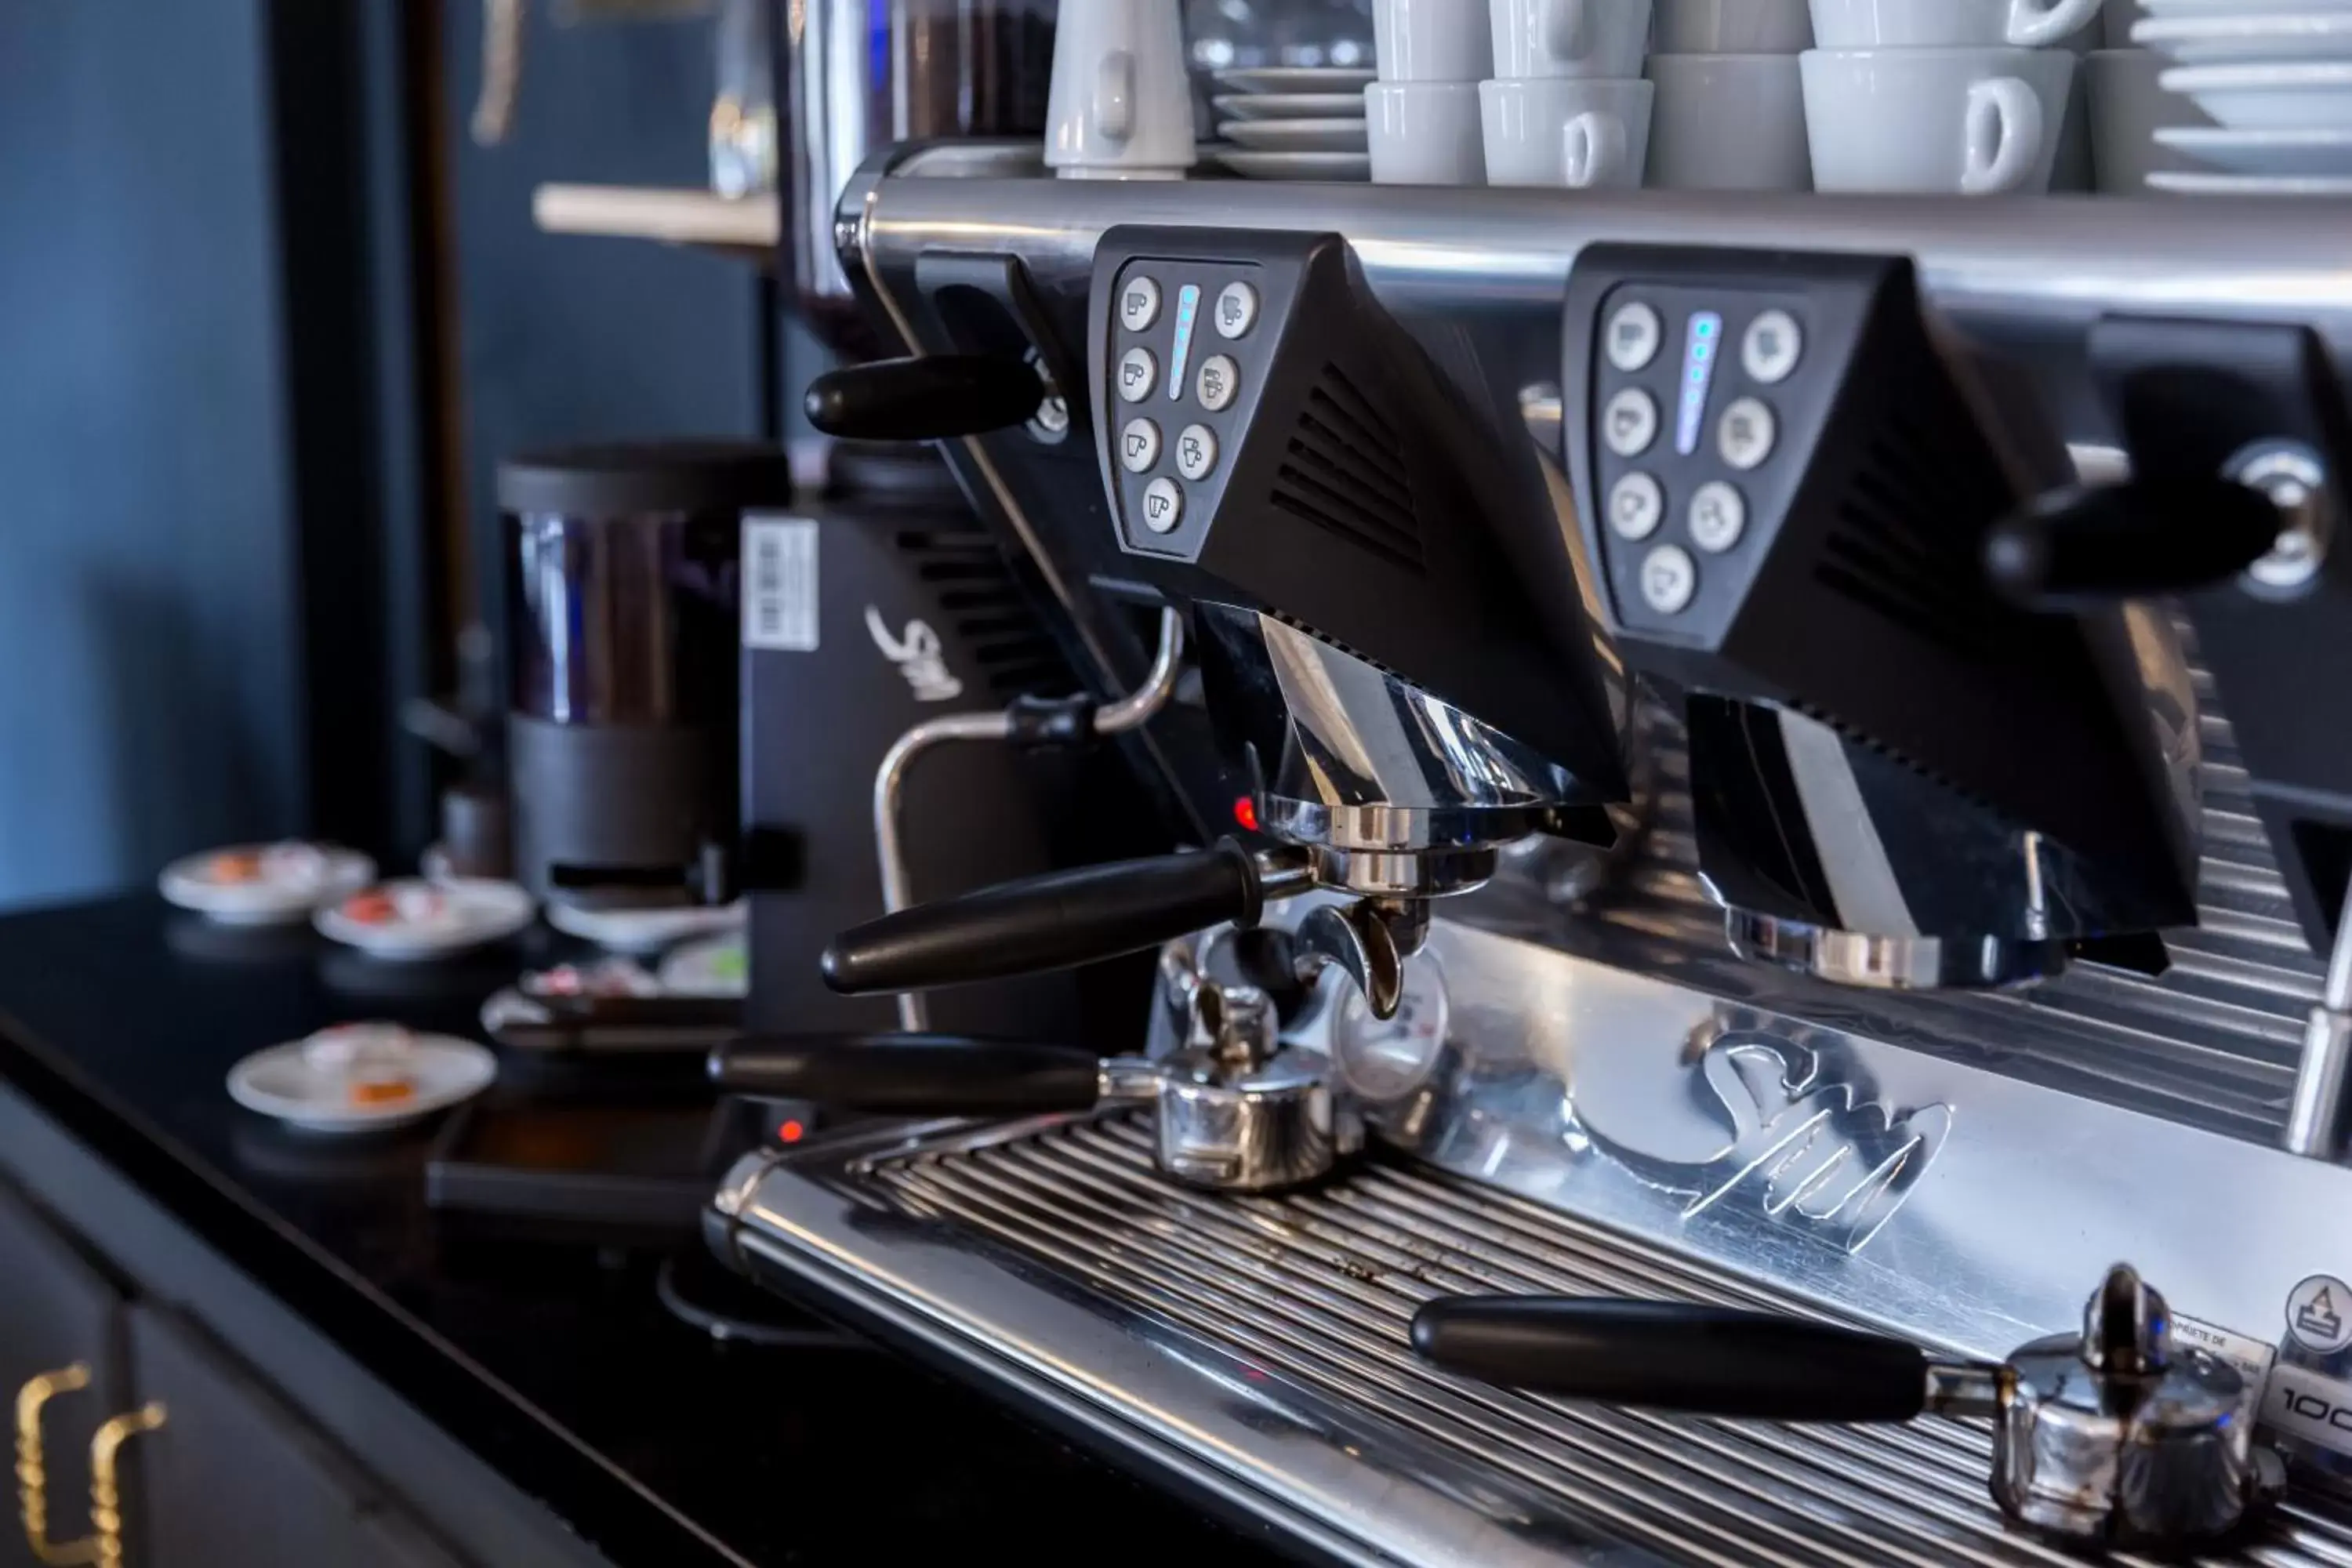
[1579,282,1813,631]
[1101,256,1270,557]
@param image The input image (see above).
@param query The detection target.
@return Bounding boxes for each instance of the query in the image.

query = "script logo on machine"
[1588,1025,1954,1254]
[864,607,964,703]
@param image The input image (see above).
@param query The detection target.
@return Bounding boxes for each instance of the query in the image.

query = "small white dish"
[1214,149,1373,180]
[1214,67,1377,94]
[228,1029,494,1134]
[2157,123,2352,172]
[159,842,376,926]
[2136,12,2352,61]
[1212,92,1369,121]
[658,934,749,999]
[2160,61,2352,127]
[1219,118,1371,151]
[314,878,536,961]
[2149,167,2352,191]
[544,898,746,955]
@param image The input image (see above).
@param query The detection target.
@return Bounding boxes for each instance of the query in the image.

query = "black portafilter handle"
[1410,1297,1932,1423]
[804,355,1045,442]
[822,840,1272,998]
[708,1034,1104,1115]
[1984,476,2287,612]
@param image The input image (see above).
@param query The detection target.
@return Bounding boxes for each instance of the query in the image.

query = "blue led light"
[1169,284,1202,401]
[1676,310,1724,456]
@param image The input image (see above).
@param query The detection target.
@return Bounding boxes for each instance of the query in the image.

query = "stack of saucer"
[1212,66,1374,180]
[2077,0,2217,193]
[2140,0,2352,195]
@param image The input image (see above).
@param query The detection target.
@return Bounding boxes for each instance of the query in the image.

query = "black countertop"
[0,895,1281,1567]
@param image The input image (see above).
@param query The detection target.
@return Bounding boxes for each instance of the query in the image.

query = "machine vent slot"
[1811,404,2009,666]
[1270,365,1425,575]
[891,531,1073,696]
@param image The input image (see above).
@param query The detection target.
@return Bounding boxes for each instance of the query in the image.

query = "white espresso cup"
[1480,75,1654,186]
[2085,47,2213,192]
[1809,0,2106,51]
[1653,0,1812,54]
[1490,0,1654,81]
[1801,45,2075,194]
[1044,0,1197,178]
[1646,53,1812,190]
[1368,81,1490,183]
[1374,0,1493,82]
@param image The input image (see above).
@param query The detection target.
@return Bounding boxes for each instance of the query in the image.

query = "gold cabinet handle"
[85,1405,164,1568]
[16,1363,96,1567]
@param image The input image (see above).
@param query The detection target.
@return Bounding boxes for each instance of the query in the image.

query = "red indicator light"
[1232,797,1258,832]
[779,1119,806,1144]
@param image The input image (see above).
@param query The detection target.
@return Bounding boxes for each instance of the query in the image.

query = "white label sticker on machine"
[742,515,819,652]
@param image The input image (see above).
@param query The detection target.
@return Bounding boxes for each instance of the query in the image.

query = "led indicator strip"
[1677,310,1722,456]
[1168,283,1202,401]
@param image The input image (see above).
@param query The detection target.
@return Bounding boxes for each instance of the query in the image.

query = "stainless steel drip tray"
[710,1116,2352,1568]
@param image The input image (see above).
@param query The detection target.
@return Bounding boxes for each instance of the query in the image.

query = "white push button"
[1120,276,1163,332]
[1214,282,1258,339]
[1118,347,1158,404]
[1602,387,1659,458]
[1718,397,1776,470]
[1141,477,1185,534]
[1174,423,1218,481]
[1197,354,1241,413]
[1607,472,1664,541]
[1741,309,1802,385]
[1605,300,1662,372]
[1120,419,1161,474]
[1688,481,1747,553]
[1639,544,1698,615]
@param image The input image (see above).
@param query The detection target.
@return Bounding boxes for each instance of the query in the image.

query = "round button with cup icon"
[1120,418,1162,474]
[1121,276,1163,333]
[1174,423,1218,482]
[1119,347,1159,404]
[1140,477,1185,535]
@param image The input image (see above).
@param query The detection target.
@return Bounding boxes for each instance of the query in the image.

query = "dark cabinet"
[0,1180,127,1568]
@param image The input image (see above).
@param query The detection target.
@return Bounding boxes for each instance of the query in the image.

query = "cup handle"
[1545,0,1592,61]
[2006,0,2103,49]
[1563,110,1627,189]
[1094,49,1135,141]
[1960,76,2042,195]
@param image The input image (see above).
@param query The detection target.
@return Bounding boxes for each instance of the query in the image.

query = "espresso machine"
[706,151,2352,1565]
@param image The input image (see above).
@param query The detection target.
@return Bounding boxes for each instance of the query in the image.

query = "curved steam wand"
[871,604,1188,1029]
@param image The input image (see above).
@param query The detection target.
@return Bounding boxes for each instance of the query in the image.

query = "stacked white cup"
[1481,0,1657,188]
[1367,0,1493,185]
[1646,0,1815,191]
[1801,0,2104,194]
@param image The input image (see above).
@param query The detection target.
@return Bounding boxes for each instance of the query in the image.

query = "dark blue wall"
[0,0,305,909]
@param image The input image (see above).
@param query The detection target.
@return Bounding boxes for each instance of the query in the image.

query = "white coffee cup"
[1801,45,2075,194]
[2085,46,2213,192]
[1045,0,1197,178]
[1653,0,1811,55]
[1646,53,1812,190]
[1490,0,1653,81]
[1374,0,1493,82]
[1809,0,2106,51]
[1480,75,1654,186]
[1368,81,1490,183]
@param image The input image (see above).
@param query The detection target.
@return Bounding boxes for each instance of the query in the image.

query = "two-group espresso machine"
[703,136,2352,1564]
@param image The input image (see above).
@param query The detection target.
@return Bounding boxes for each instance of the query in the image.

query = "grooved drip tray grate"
[847,1113,2352,1568]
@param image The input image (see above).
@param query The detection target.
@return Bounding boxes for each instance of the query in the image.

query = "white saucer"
[2149,168,2352,192]
[1214,67,1375,95]
[657,934,748,998]
[227,1032,495,1134]
[1213,149,1372,180]
[1220,118,1370,152]
[2136,12,2352,62]
[2160,61,2352,127]
[314,878,536,961]
[159,843,376,926]
[1212,93,1367,121]
[544,898,746,955]
[2157,124,2352,172]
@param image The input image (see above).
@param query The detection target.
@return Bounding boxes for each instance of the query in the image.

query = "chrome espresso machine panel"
[715,166,2352,1568]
